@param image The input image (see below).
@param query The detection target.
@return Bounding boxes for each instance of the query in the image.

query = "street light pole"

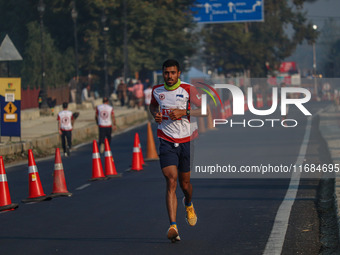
[101,11,109,98]
[123,0,128,83]
[312,24,319,101]
[38,0,48,109]
[71,1,81,104]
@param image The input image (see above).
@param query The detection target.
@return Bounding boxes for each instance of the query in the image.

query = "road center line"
[75,183,91,190]
[263,116,312,255]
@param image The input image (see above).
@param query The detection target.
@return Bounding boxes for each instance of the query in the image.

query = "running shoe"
[167,224,181,243]
[183,197,198,226]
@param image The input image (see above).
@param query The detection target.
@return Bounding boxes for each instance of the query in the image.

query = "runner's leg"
[179,171,192,204]
[61,132,66,154]
[162,165,178,224]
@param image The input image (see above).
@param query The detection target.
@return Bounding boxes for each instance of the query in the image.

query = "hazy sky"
[304,0,340,28]
[287,0,340,73]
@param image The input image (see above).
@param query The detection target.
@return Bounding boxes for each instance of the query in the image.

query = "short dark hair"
[103,97,109,103]
[62,102,68,109]
[162,59,180,72]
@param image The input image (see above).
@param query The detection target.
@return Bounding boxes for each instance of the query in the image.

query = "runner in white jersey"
[150,59,201,243]
[57,102,74,157]
[95,97,116,153]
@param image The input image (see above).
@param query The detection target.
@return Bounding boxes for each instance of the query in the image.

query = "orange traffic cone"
[50,148,72,197]
[224,100,232,118]
[90,140,107,181]
[22,150,52,203]
[104,138,122,178]
[137,135,145,166]
[146,122,159,160]
[267,94,272,107]
[131,133,143,171]
[256,94,263,108]
[0,156,18,211]
[244,95,248,112]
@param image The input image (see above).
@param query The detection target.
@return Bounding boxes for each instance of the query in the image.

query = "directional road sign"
[192,0,264,24]
[0,78,21,136]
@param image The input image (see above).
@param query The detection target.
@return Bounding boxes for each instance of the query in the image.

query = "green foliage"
[320,18,340,77]
[323,39,340,77]
[0,0,197,90]
[125,0,197,73]
[202,0,318,77]
[21,22,74,89]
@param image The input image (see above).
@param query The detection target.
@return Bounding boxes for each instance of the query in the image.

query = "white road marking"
[263,116,312,255]
[75,183,91,190]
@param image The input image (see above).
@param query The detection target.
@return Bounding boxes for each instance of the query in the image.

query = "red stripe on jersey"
[157,129,198,143]
[150,84,164,106]
[180,84,201,107]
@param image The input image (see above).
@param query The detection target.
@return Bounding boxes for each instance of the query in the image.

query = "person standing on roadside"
[82,84,95,108]
[57,102,74,157]
[133,80,144,109]
[117,79,127,107]
[144,84,153,120]
[150,59,201,242]
[95,97,117,153]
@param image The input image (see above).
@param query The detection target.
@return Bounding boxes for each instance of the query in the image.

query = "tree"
[323,39,340,77]
[0,0,198,91]
[201,0,318,77]
[319,18,340,77]
[125,0,197,75]
[21,22,74,88]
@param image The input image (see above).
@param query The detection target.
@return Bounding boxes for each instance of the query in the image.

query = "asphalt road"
[0,101,331,255]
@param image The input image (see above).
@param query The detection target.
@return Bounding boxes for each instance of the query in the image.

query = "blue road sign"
[192,0,264,24]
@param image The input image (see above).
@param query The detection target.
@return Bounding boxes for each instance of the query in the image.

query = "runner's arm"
[150,103,162,123]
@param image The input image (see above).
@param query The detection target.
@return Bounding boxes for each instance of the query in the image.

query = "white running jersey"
[57,110,73,131]
[151,82,201,143]
[96,104,114,127]
[144,87,152,105]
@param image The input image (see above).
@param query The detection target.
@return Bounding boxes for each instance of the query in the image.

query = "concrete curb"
[0,109,147,157]
[319,105,340,241]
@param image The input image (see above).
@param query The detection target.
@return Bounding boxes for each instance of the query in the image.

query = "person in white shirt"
[95,97,117,153]
[82,84,95,108]
[57,102,74,157]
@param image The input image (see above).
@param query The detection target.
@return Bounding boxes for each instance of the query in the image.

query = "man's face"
[163,66,181,86]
